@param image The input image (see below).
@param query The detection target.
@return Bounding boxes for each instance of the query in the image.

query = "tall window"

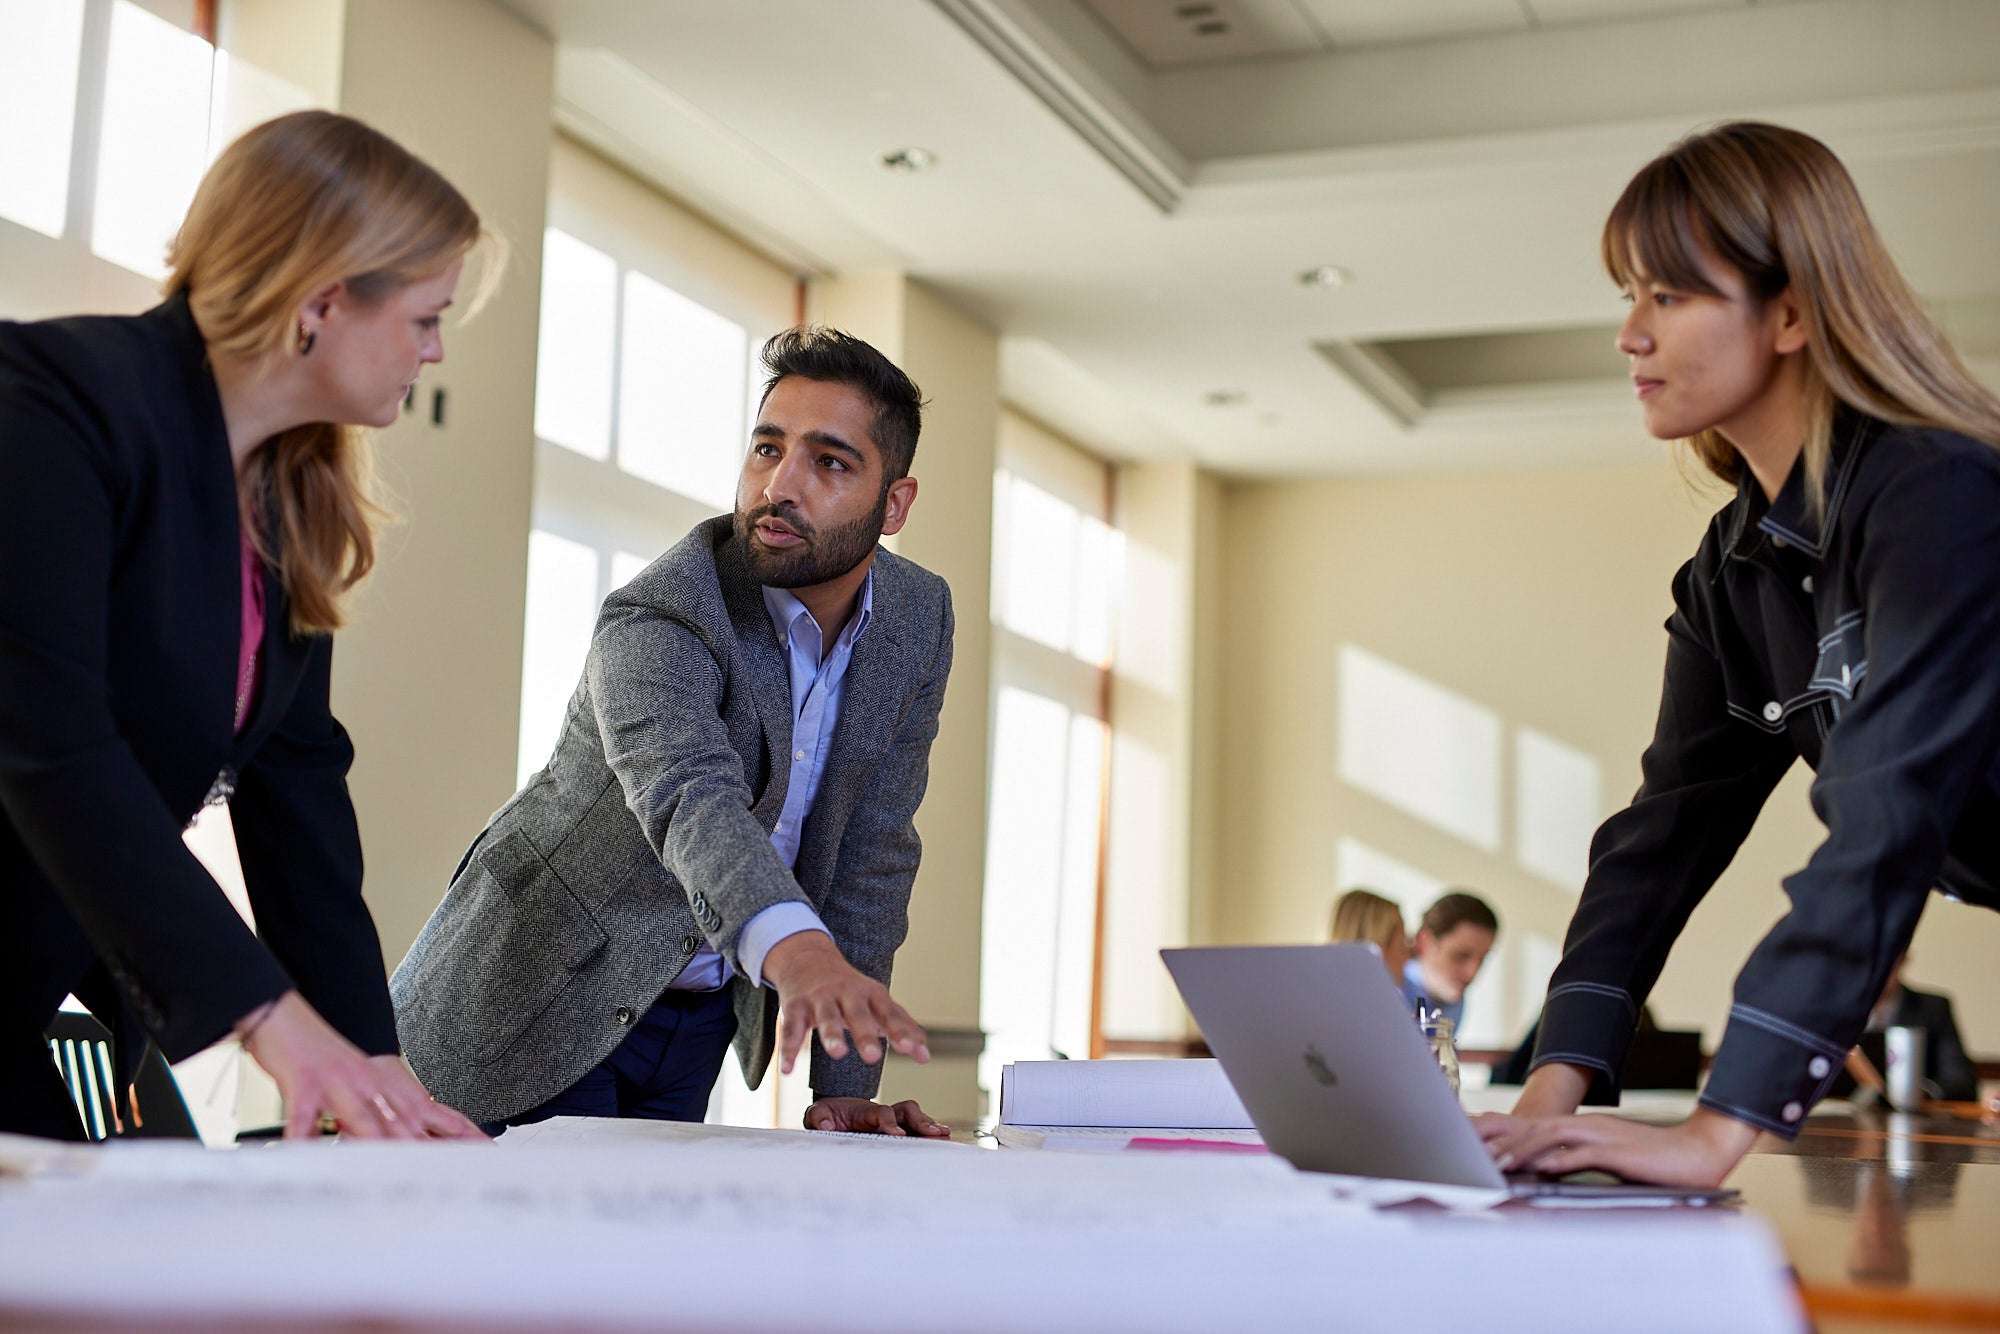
[979,413,1123,1101]
[0,0,310,295]
[517,221,774,787]
[521,138,801,1127]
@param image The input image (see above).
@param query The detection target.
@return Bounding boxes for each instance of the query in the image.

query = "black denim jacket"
[1533,412,2000,1136]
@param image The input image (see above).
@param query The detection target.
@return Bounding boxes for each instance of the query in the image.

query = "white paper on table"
[499,1115,973,1150]
[999,1059,1254,1127]
[0,1125,1804,1333]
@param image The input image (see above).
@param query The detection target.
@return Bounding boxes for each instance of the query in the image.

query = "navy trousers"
[487,987,739,1134]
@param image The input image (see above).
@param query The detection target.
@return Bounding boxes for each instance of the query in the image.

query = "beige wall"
[331,0,553,961]
[1212,456,2000,1056]
[809,272,998,1123]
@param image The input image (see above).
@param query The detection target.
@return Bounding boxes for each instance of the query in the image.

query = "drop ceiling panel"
[1294,0,1528,49]
[1372,323,1625,393]
[1081,0,1323,67]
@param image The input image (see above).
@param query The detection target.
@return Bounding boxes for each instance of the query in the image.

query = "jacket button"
[682,935,699,953]
[1801,576,1814,594]
[1782,1101,1804,1123]
[1762,701,1783,722]
[1808,1055,1831,1079]
[615,1006,633,1026]
[1772,536,1788,549]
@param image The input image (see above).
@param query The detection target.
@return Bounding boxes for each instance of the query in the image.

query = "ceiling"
[1080,0,1771,67]
[491,0,2000,478]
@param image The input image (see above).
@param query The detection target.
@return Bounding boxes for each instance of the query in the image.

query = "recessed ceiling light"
[1297,265,1352,289]
[879,147,937,173]
[1204,390,1248,407]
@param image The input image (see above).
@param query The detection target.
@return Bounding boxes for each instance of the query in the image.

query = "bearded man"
[392,327,953,1138]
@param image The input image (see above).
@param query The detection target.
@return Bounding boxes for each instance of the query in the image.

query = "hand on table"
[804,1096,949,1137]
[761,932,930,1076]
[238,990,487,1141]
[1473,1106,1760,1188]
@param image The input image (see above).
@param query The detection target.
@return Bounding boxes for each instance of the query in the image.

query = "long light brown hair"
[1603,121,2000,509]
[1330,889,1405,954]
[167,110,495,633]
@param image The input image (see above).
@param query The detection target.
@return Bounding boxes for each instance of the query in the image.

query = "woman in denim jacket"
[1479,122,2000,1186]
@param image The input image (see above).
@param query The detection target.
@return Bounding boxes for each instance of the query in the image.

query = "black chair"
[1488,1016,1703,1096]
[44,1010,199,1140]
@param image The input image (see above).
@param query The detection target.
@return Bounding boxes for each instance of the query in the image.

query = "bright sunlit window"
[91,0,212,279]
[617,270,747,512]
[982,416,1121,1093]
[0,0,87,240]
[994,472,1121,665]
[1334,837,1441,921]
[611,551,651,592]
[206,49,311,159]
[979,689,1105,1095]
[516,530,601,789]
[533,228,618,459]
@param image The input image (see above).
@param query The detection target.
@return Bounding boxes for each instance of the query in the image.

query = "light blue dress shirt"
[665,571,874,992]
[1401,959,1463,1028]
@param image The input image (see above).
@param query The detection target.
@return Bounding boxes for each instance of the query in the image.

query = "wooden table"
[1734,1107,2000,1332]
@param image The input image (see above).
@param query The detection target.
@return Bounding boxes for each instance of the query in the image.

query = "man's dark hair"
[1420,891,1498,940]
[757,326,925,483]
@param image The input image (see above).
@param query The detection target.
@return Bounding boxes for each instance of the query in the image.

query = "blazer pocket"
[451,827,609,1067]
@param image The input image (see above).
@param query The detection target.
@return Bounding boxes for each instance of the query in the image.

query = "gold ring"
[315,1113,340,1135]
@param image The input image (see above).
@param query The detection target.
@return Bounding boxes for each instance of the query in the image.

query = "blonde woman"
[1481,122,2000,1186]
[1329,889,1411,985]
[0,111,495,1141]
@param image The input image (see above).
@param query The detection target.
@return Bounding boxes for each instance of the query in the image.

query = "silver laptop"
[1161,944,1737,1203]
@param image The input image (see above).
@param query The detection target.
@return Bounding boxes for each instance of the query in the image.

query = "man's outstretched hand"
[805,1096,949,1137]
[762,931,930,1075]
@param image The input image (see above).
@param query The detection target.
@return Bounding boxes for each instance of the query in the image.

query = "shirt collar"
[1724,408,1877,563]
[761,569,874,651]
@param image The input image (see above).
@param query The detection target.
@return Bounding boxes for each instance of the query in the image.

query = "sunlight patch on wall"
[1332,837,1441,930]
[1336,644,1501,851]
[1514,726,1602,892]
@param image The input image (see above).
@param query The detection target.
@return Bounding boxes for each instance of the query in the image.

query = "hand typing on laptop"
[1475,1063,1761,1187]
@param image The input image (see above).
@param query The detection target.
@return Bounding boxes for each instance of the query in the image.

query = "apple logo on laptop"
[1303,1044,1338,1087]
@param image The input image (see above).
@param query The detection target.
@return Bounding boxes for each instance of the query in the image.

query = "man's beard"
[734,492,886,589]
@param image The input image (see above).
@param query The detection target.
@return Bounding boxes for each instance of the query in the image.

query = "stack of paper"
[996,1059,1264,1150]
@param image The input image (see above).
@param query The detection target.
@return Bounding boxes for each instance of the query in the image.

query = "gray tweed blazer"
[390,516,953,1123]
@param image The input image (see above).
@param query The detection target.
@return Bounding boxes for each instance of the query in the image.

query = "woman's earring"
[298,320,316,357]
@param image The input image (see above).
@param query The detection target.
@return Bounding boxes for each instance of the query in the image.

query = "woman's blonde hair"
[167,110,499,633]
[1603,121,2000,509]
[1330,889,1405,954]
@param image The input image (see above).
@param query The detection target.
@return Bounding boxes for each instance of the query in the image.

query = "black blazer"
[0,295,397,1074]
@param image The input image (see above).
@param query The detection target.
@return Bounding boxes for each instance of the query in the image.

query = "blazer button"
[1762,701,1782,722]
[682,935,699,953]
[1808,1055,1831,1079]
[615,1006,633,1026]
